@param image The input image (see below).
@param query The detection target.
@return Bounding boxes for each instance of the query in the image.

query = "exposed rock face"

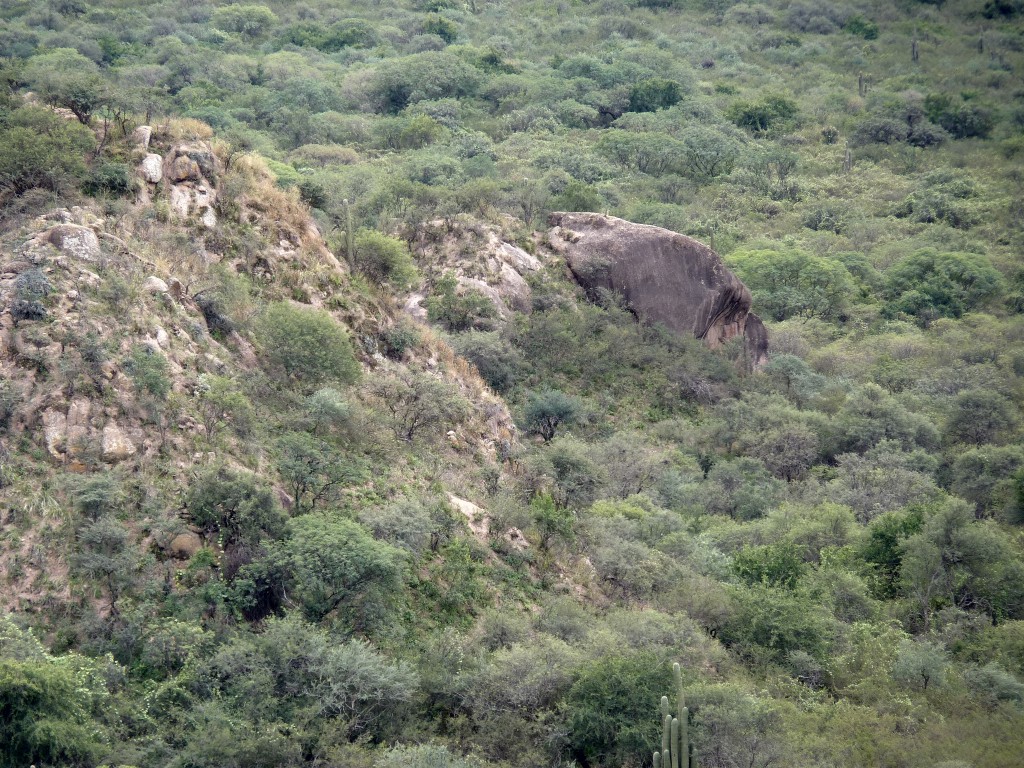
[410,221,544,321]
[547,212,769,367]
[37,224,101,262]
[102,422,136,462]
[158,143,219,228]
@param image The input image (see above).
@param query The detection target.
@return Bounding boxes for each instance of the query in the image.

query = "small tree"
[352,229,418,287]
[276,432,362,514]
[523,389,582,441]
[371,370,468,442]
[256,302,360,391]
[425,273,497,332]
[892,639,946,690]
[23,48,106,125]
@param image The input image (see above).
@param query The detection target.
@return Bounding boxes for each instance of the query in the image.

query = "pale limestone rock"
[132,125,152,149]
[102,422,136,462]
[155,327,169,349]
[66,398,91,458]
[39,225,100,261]
[168,186,191,218]
[140,153,163,183]
[201,207,217,228]
[144,276,168,294]
[447,494,489,539]
[499,241,542,272]
[42,408,67,459]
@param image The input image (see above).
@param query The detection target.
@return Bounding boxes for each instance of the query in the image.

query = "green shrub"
[0,107,93,194]
[628,78,684,113]
[353,229,418,286]
[83,161,135,197]
[565,653,671,768]
[424,273,497,332]
[256,302,360,390]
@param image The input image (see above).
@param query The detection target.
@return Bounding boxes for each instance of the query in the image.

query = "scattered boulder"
[140,153,163,184]
[548,212,769,367]
[132,125,152,149]
[144,276,169,294]
[448,494,490,540]
[102,422,136,462]
[37,225,101,262]
[167,531,202,559]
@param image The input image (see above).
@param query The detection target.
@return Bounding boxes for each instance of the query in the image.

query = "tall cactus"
[652,663,696,768]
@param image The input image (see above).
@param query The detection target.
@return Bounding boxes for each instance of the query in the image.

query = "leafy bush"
[728,248,854,321]
[523,388,583,441]
[628,78,684,113]
[451,330,525,393]
[565,653,671,768]
[883,248,1004,323]
[424,273,497,332]
[353,229,418,286]
[727,94,798,134]
[83,161,135,197]
[256,302,360,390]
[0,107,93,195]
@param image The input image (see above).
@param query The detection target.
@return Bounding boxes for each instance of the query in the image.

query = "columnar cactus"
[652,663,696,768]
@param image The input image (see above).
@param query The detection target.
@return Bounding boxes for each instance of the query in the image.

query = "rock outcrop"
[547,212,769,367]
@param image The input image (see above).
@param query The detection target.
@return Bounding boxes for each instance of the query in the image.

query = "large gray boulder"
[547,212,768,367]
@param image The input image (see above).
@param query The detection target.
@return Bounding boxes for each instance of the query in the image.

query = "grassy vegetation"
[1,0,1024,767]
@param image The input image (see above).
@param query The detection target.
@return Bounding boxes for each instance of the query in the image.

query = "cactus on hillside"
[652,663,697,768]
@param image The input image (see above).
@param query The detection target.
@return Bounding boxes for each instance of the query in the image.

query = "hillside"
[2,0,1024,767]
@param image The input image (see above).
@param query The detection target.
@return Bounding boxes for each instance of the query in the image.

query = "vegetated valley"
[1,0,1023,765]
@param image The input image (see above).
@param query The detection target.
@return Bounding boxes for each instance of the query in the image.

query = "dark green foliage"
[984,0,1023,16]
[727,95,798,134]
[944,390,1017,446]
[256,302,360,390]
[423,14,459,44]
[0,658,105,768]
[565,654,670,768]
[279,515,405,626]
[523,388,582,441]
[883,248,1004,323]
[861,508,924,599]
[0,106,93,195]
[719,584,834,663]
[83,161,135,197]
[451,330,525,393]
[276,432,363,513]
[185,466,286,548]
[629,78,684,113]
[732,542,807,589]
[370,51,480,113]
[126,345,171,399]
[380,320,422,360]
[352,229,417,286]
[10,268,51,324]
[425,273,497,332]
[844,15,879,39]
[925,94,996,138]
[22,48,105,124]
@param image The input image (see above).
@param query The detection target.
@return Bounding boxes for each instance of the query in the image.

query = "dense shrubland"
[2,0,1024,767]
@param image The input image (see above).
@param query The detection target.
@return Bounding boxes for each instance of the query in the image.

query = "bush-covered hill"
[2,0,1024,767]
